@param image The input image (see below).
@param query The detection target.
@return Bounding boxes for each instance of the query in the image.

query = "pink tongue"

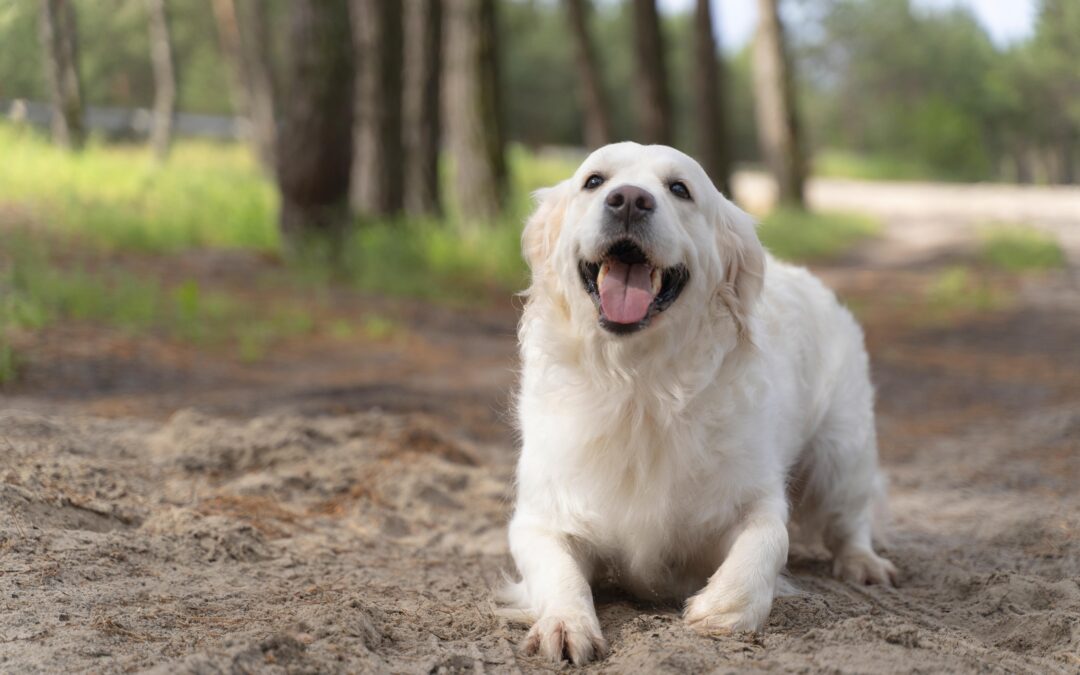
[599,261,656,324]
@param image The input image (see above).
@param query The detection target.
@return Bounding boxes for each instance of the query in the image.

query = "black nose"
[605,185,655,223]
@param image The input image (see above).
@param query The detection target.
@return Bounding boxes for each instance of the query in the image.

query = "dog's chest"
[572,415,741,598]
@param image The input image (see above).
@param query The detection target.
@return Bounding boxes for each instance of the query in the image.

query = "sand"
[3,186,1080,672]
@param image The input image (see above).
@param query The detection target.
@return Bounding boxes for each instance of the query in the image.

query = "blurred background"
[2,0,1079,431]
[2,2,1080,671]
[0,0,1078,395]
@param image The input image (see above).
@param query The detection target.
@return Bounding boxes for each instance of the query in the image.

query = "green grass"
[0,232,319,381]
[0,124,278,252]
[758,208,881,262]
[978,225,1066,272]
[813,149,948,182]
[0,124,577,381]
[925,266,1009,316]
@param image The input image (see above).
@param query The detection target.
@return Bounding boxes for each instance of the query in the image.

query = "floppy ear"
[521,180,572,271]
[714,199,766,338]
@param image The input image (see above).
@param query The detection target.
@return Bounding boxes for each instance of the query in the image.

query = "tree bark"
[693,0,732,195]
[1060,133,1076,185]
[211,0,278,173]
[403,0,443,216]
[275,0,355,252]
[752,0,806,208]
[236,0,278,174]
[632,0,671,145]
[38,0,85,150]
[564,0,611,149]
[351,0,405,216]
[444,0,506,222]
[145,0,176,162]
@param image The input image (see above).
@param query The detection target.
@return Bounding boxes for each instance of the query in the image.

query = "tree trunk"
[236,0,278,174]
[275,0,355,252]
[444,0,506,222]
[693,0,732,195]
[564,0,611,150]
[145,0,176,162]
[1060,134,1076,185]
[403,0,443,216]
[752,0,806,208]
[632,0,671,145]
[351,0,405,216]
[211,0,278,173]
[38,0,84,150]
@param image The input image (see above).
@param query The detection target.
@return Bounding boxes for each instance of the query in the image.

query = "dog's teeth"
[597,262,609,288]
[651,267,661,294]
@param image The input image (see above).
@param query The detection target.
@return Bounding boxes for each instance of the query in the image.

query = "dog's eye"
[669,181,692,200]
[583,174,605,190]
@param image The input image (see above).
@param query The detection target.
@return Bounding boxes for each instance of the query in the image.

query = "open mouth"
[578,239,690,335]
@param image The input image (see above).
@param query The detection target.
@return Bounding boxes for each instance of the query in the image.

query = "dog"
[503,142,897,664]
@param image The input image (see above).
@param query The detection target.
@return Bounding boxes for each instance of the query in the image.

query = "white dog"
[504,142,897,664]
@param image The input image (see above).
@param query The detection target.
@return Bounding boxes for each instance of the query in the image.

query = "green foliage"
[758,209,881,262]
[0,124,277,251]
[979,226,1066,272]
[799,0,1001,181]
[339,216,527,301]
[5,0,1077,183]
[813,150,943,182]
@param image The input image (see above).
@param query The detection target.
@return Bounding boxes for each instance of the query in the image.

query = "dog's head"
[523,142,765,341]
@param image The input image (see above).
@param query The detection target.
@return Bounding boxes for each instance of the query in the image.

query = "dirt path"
[3,191,1080,672]
[737,172,1080,267]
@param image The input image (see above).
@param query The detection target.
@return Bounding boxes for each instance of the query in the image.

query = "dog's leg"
[508,520,607,664]
[824,498,898,586]
[809,392,899,586]
[683,498,788,634]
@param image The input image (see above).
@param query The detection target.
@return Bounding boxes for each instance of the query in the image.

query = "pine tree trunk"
[351,0,405,216]
[403,0,443,216]
[693,0,732,195]
[276,0,355,252]
[38,0,84,150]
[212,0,278,174]
[236,0,278,174]
[444,0,506,222]
[752,0,806,208]
[632,0,671,145]
[1061,133,1076,185]
[565,0,611,150]
[145,0,176,162]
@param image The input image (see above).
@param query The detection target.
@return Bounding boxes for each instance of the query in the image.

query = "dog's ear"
[714,198,766,338]
[522,180,572,270]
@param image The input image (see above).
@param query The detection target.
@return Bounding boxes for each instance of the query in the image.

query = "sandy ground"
[3,182,1080,673]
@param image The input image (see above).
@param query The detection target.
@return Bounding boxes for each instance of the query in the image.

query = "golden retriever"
[503,142,897,664]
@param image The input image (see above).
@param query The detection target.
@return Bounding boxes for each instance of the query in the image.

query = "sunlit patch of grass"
[979,225,1065,272]
[925,266,1009,316]
[340,215,528,301]
[362,314,398,341]
[0,124,550,301]
[758,208,881,263]
[0,124,277,252]
[813,149,947,182]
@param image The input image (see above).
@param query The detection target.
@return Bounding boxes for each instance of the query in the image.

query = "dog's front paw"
[683,584,773,636]
[523,612,608,665]
[833,548,898,586]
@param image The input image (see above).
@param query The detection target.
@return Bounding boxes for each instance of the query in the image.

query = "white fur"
[506,143,896,664]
